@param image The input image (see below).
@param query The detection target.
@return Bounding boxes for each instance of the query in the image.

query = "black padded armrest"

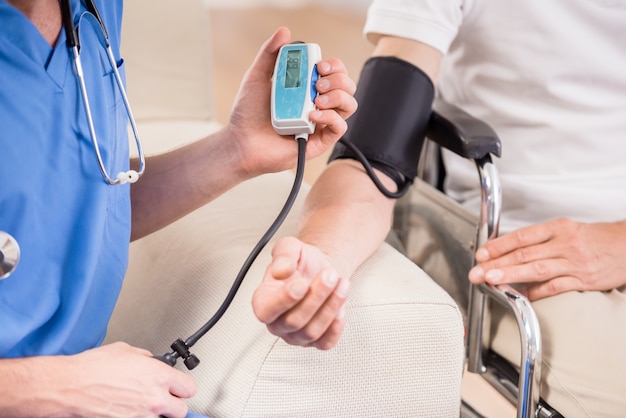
[426,97,502,159]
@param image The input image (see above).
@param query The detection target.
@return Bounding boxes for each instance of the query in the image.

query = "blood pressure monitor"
[271,42,322,136]
[155,42,322,372]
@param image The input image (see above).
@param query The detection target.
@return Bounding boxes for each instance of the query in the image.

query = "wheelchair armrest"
[427,97,502,159]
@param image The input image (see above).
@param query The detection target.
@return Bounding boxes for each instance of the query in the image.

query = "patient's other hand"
[468,218,626,300]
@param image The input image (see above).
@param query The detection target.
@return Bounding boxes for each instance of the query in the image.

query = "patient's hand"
[468,218,626,300]
[252,236,350,350]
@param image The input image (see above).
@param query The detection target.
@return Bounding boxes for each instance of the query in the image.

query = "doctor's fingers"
[267,272,349,336]
[316,57,352,82]
[314,87,358,120]
[308,108,348,153]
[115,355,196,418]
[155,395,191,418]
[316,62,356,94]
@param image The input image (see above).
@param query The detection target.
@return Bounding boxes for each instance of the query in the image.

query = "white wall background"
[204,0,370,15]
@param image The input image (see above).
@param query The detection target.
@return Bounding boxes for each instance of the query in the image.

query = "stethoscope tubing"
[61,0,145,185]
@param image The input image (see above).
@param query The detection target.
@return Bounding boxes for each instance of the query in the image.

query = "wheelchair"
[392,97,564,418]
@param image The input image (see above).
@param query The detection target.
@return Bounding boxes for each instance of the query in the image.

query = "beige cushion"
[106,171,465,417]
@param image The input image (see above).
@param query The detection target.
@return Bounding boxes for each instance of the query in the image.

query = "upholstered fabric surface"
[105,171,465,417]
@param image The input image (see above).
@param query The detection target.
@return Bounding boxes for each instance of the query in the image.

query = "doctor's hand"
[252,236,350,350]
[468,218,626,301]
[225,27,357,178]
[59,342,197,418]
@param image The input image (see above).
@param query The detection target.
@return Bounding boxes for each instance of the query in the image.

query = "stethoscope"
[2,0,146,279]
[0,232,19,280]
[60,0,145,185]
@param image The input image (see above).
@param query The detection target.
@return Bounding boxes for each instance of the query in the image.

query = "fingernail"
[485,269,504,283]
[289,279,308,298]
[316,79,330,91]
[274,257,289,268]
[316,94,329,106]
[322,270,339,288]
[319,61,331,73]
[337,305,347,321]
[272,256,293,276]
[475,248,490,262]
[468,266,484,282]
[335,278,350,298]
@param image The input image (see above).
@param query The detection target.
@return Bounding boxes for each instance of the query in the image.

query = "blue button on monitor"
[310,64,319,103]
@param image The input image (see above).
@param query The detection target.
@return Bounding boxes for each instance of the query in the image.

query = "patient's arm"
[252,37,443,349]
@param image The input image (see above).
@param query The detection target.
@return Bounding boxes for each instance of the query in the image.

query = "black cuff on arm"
[329,56,435,197]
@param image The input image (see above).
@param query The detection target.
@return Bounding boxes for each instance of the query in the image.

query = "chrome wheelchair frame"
[393,97,563,418]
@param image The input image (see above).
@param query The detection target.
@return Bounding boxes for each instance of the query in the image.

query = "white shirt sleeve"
[364,0,466,54]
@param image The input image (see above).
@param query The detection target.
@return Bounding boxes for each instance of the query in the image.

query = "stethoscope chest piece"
[0,231,20,280]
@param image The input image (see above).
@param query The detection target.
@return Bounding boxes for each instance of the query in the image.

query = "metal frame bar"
[465,156,542,418]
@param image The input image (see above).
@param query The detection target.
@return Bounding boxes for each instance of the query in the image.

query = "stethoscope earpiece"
[116,170,139,185]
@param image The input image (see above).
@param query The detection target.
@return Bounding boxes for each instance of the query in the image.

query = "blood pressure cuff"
[329,56,435,195]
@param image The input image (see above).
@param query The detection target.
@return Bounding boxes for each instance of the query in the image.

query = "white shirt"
[365,0,626,231]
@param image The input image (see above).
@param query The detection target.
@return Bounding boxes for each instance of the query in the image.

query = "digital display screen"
[284,50,302,88]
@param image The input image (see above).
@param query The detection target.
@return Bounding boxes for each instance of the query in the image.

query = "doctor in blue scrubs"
[0,0,357,416]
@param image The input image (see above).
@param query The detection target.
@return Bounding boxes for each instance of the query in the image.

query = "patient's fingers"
[255,236,350,349]
[476,221,557,262]
[270,255,297,280]
[309,313,347,350]
[524,276,581,301]
[283,287,348,349]
[268,270,339,334]
[252,268,309,325]
[269,237,303,279]
[267,272,348,344]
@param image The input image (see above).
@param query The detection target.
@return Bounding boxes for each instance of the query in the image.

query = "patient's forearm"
[294,38,441,281]
[297,160,396,279]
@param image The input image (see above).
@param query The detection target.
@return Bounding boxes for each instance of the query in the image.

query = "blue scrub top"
[0,0,131,357]
[0,4,211,417]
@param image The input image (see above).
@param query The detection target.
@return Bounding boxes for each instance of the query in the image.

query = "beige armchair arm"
[106,171,464,417]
